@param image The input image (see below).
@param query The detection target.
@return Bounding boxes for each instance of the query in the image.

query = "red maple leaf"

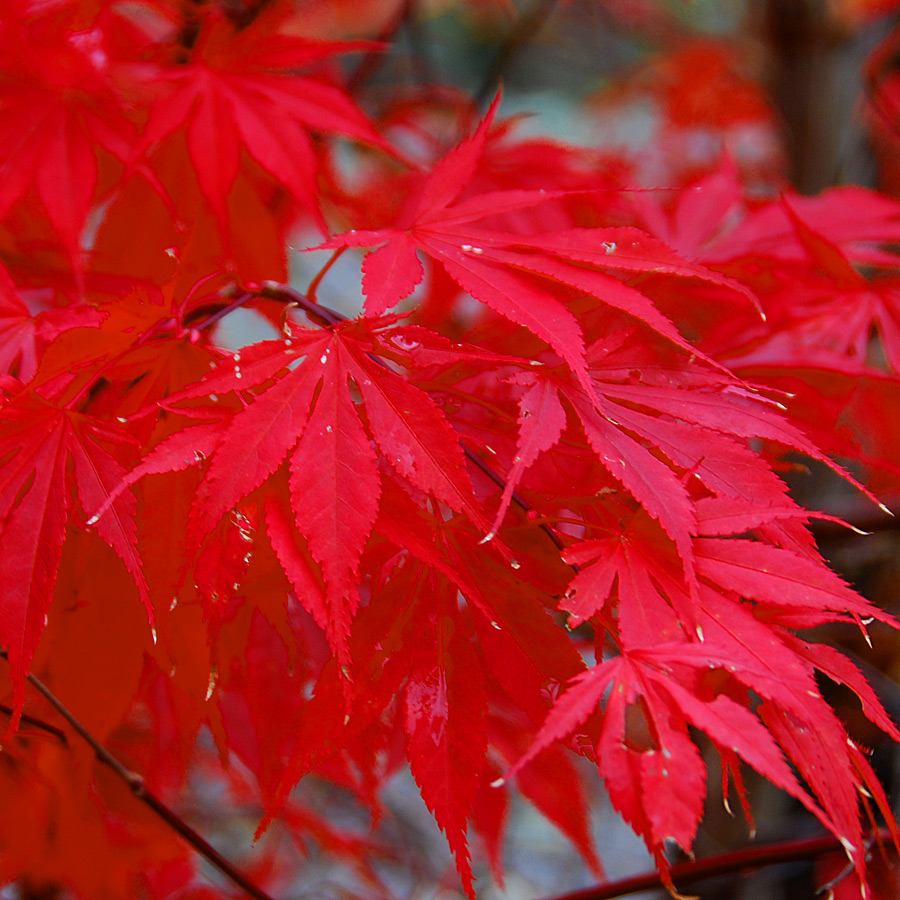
[0,392,149,729]
[321,96,758,398]
[0,5,155,284]
[140,3,393,239]
[98,315,505,668]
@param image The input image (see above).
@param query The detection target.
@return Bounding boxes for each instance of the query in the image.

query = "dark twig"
[474,0,560,109]
[345,0,415,93]
[863,21,900,145]
[400,0,439,88]
[258,282,345,327]
[0,703,67,743]
[537,830,895,900]
[464,444,573,562]
[191,291,257,333]
[0,651,279,900]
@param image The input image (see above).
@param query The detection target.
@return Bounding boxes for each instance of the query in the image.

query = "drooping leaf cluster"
[1,1,900,898]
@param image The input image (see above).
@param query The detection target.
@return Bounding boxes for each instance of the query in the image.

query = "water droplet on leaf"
[206,667,218,701]
[391,334,421,351]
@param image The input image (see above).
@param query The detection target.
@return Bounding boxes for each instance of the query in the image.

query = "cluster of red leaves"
[1,1,900,898]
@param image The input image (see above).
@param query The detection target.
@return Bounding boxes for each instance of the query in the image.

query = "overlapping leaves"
[0,5,896,899]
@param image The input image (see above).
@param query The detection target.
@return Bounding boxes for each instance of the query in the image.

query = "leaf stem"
[536,830,894,900]
[0,651,279,900]
[63,286,242,412]
[464,441,571,560]
[306,247,348,302]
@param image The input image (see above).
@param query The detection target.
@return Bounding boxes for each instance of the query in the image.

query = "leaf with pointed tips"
[288,347,380,661]
[0,396,149,730]
[142,8,392,236]
[404,592,488,899]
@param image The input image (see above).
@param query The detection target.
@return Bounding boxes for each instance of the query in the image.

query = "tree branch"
[474,0,560,109]
[0,703,67,743]
[0,651,279,900]
[537,830,895,900]
[345,0,419,94]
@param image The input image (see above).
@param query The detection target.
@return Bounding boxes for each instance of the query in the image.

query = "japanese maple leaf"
[717,198,900,373]
[518,407,900,880]
[487,316,887,578]
[260,531,497,893]
[0,262,105,381]
[403,586,488,898]
[321,96,757,397]
[0,393,149,729]
[140,5,393,237]
[376,483,585,718]
[705,186,900,269]
[104,317,491,664]
[0,7,151,282]
[502,648,813,891]
[543,499,898,879]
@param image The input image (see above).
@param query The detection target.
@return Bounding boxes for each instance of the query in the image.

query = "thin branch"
[464,443,572,561]
[306,247,348,302]
[191,290,256,333]
[0,704,67,744]
[538,830,895,900]
[474,0,560,109]
[0,651,279,900]
[345,0,415,93]
[259,282,345,327]
[400,0,439,88]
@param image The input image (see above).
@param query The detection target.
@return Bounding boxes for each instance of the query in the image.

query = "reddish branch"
[0,651,278,900]
[541,830,895,900]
